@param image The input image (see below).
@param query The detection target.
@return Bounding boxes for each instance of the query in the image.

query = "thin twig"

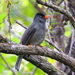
[6,0,12,45]
[7,0,12,32]
[15,20,27,29]
[0,16,6,24]
[69,29,75,56]
[45,39,62,52]
[46,0,54,43]
[31,67,37,75]
[0,53,17,75]
[57,0,64,6]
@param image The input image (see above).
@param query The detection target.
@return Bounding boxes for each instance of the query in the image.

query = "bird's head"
[33,13,50,23]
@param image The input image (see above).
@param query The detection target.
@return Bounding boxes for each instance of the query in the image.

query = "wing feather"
[20,26,36,45]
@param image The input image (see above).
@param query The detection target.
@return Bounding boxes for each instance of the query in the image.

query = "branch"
[0,42,75,72]
[45,39,61,52]
[15,20,27,29]
[69,29,75,57]
[57,0,64,6]
[31,67,37,75]
[7,0,12,32]
[0,35,66,75]
[36,0,75,28]
[23,55,66,75]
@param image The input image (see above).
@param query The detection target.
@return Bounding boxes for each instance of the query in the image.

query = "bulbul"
[15,12,50,71]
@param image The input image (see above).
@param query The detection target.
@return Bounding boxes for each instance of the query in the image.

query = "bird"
[15,12,50,71]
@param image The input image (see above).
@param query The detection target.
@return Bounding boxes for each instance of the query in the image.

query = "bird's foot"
[38,45,44,47]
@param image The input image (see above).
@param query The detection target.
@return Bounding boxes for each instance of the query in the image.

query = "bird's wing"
[20,25,36,45]
[15,25,36,71]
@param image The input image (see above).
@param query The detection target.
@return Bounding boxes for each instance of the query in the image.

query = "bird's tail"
[15,55,24,71]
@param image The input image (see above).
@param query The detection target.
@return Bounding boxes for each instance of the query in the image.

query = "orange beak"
[44,15,50,19]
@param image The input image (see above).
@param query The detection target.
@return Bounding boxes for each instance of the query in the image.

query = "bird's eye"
[40,16,43,18]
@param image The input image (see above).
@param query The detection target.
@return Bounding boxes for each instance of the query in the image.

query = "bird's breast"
[28,26,46,45]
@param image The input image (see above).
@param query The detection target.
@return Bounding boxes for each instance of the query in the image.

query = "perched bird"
[15,12,50,71]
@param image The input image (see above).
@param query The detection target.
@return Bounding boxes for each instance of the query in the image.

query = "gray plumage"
[15,13,49,71]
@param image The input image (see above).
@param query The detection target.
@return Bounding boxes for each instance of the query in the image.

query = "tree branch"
[23,55,66,75]
[36,0,75,28]
[57,0,64,6]
[15,20,27,29]
[0,35,66,75]
[0,42,75,72]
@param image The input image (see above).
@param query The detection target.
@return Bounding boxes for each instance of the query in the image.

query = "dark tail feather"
[15,55,24,71]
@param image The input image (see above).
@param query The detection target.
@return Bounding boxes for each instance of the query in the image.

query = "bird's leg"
[38,45,44,47]
[27,44,35,57]
[28,44,34,46]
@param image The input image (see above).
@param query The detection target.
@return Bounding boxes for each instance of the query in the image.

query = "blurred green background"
[0,0,72,75]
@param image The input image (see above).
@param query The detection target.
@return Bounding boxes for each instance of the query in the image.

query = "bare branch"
[15,20,27,29]
[0,42,75,72]
[36,0,75,28]
[23,55,66,75]
[57,0,64,6]
[0,35,66,75]
[7,0,12,32]
[31,67,37,75]
[69,29,75,57]
[45,39,62,52]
